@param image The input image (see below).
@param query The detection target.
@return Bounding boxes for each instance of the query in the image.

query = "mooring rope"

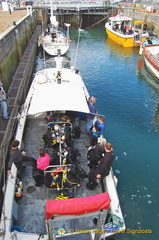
[74,17,83,69]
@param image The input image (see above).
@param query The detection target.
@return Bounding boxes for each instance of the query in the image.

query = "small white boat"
[105,15,148,47]
[139,38,159,55]
[39,0,70,56]
[0,57,126,240]
[143,44,159,80]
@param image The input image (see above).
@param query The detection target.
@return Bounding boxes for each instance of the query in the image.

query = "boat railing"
[102,168,126,233]
[44,164,79,198]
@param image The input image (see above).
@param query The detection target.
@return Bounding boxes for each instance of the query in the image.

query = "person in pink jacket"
[37,148,50,170]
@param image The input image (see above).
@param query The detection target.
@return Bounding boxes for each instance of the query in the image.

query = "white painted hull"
[43,43,69,56]
[143,44,159,80]
[144,56,159,80]
[39,23,71,56]
[41,34,70,56]
[139,39,159,55]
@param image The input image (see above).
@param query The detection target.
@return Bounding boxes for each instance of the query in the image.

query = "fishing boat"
[0,56,126,240]
[143,44,159,80]
[105,15,148,47]
[38,0,70,56]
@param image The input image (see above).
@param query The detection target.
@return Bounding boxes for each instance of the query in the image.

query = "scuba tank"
[19,181,23,190]
[61,134,65,143]
[15,178,23,197]
[62,149,68,165]
[62,157,66,165]
[51,132,57,145]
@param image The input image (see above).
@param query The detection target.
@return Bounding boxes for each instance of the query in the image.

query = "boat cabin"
[108,16,133,34]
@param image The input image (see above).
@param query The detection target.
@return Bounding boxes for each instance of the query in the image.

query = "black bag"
[87,148,98,169]
[67,148,81,164]
[87,144,105,169]
[32,168,44,186]
[42,130,52,148]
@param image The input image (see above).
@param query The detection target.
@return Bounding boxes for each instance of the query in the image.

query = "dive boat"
[143,44,159,80]
[0,56,126,240]
[105,15,148,48]
[38,0,70,56]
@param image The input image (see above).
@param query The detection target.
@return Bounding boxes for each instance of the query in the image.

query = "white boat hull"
[144,56,159,79]
[143,44,159,80]
[43,43,69,56]
[0,62,125,240]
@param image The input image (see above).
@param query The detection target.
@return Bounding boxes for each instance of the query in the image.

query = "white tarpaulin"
[28,82,90,115]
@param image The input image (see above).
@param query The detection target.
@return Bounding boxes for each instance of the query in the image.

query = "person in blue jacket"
[0,82,9,119]
[92,116,105,135]
[86,96,97,133]
[90,116,106,146]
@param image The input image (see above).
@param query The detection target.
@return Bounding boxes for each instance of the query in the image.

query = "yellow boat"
[105,15,148,47]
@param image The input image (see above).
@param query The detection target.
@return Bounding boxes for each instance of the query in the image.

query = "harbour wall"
[39,6,159,34]
[121,8,159,36]
[0,10,37,90]
[37,7,117,29]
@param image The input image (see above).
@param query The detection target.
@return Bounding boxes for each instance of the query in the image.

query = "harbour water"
[36,26,159,240]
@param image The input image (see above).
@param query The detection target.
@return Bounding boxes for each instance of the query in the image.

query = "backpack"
[87,144,105,169]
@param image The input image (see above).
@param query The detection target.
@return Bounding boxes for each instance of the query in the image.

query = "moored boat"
[105,15,148,47]
[139,38,159,55]
[0,56,126,240]
[143,44,159,80]
[38,0,70,56]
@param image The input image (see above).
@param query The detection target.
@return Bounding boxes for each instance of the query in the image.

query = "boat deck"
[14,116,102,238]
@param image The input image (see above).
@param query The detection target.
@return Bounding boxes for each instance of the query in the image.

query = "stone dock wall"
[121,8,159,36]
[0,10,38,90]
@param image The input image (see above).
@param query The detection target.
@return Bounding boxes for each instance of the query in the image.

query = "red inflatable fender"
[46,192,111,220]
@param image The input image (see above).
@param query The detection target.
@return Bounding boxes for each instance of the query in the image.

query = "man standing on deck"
[7,140,36,176]
[86,142,114,190]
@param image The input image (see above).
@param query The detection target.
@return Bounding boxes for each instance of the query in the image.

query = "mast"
[50,0,53,17]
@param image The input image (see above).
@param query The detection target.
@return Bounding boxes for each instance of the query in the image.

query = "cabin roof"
[109,15,132,22]
[28,70,90,115]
